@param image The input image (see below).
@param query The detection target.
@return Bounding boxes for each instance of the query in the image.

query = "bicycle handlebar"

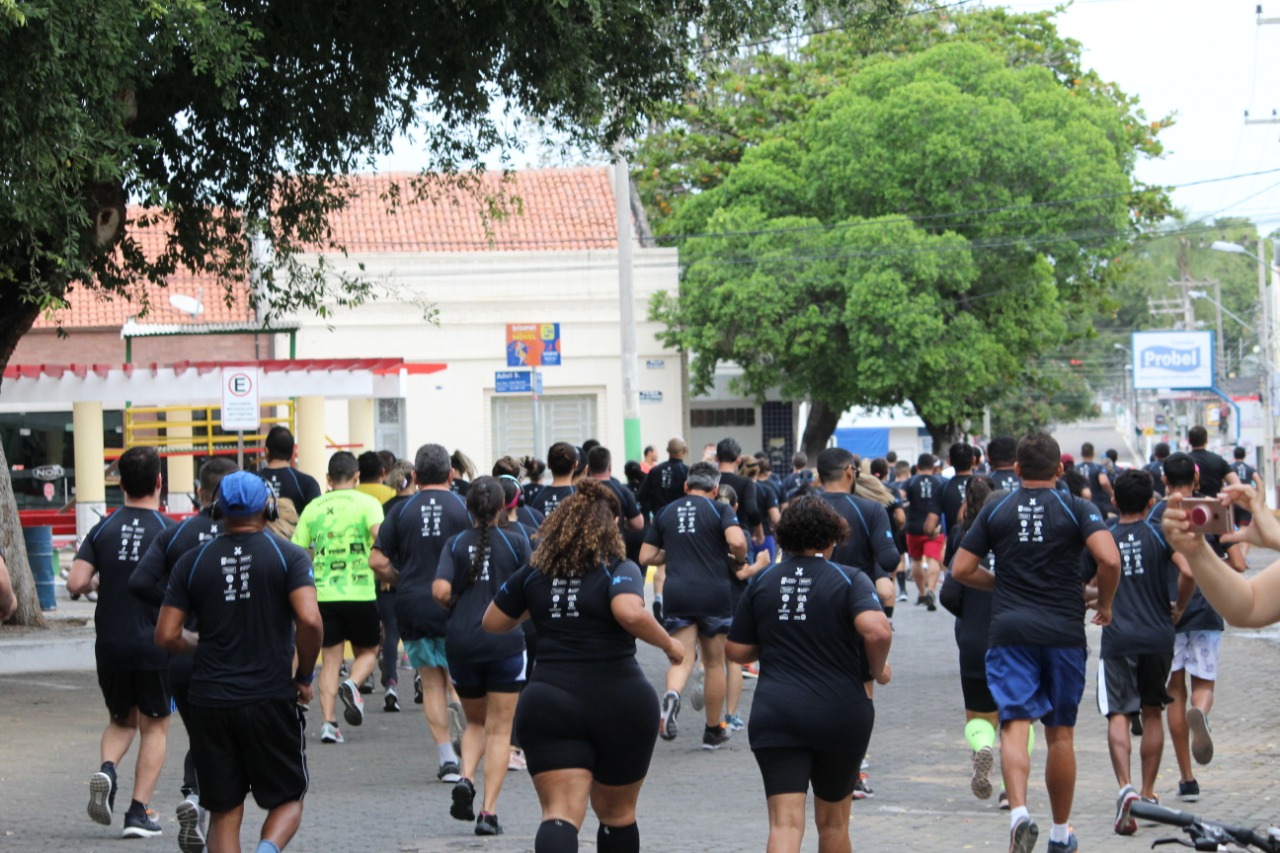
[1130,801,1278,851]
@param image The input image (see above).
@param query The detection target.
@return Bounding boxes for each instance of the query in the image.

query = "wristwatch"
[294,671,315,686]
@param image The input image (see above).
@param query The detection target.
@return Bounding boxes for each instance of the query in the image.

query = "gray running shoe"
[1187,708,1213,765]
[971,746,994,800]
[659,690,680,740]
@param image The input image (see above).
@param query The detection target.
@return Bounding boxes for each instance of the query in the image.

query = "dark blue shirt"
[375,489,472,639]
[1145,461,1167,497]
[1082,519,1176,658]
[959,488,1108,648]
[436,526,530,664]
[930,473,972,534]
[492,559,645,667]
[817,491,898,580]
[1148,500,1228,633]
[76,507,176,671]
[990,469,1021,493]
[645,495,739,616]
[164,531,314,706]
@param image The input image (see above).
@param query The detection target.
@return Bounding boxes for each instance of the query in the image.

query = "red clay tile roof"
[33,214,253,331]
[36,167,619,330]
[327,167,618,252]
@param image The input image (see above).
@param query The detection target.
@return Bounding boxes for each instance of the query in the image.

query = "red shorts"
[906,533,944,561]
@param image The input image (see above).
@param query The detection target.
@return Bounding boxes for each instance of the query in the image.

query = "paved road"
[4,560,1280,852]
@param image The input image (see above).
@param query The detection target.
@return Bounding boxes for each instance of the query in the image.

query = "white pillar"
[295,396,327,483]
[165,409,195,512]
[347,398,376,455]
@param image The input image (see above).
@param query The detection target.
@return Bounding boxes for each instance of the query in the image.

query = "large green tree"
[639,8,1170,455]
[0,0,904,625]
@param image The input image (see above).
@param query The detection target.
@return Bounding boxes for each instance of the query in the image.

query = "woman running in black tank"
[483,478,684,853]
[727,497,893,853]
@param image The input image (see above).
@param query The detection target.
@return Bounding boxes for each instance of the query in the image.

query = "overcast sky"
[376,0,1280,236]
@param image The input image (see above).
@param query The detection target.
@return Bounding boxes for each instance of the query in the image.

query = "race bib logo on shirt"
[466,545,491,582]
[1017,499,1045,543]
[676,503,698,534]
[420,502,443,537]
[1119,533,1145,576]
[549,577,582,619]
[777,568,812,622]
[117,520,148,563]
[220,545,253,601]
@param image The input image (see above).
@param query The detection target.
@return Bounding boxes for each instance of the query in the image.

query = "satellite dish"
[168,287,204,318]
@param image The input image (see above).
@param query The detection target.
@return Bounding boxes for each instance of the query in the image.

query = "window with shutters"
[492,394,598,460]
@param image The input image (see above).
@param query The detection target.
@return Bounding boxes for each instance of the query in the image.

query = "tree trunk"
[0,296,49,627]
[0,442,47,627]
[922,418,960,459]
[800,400,841,462]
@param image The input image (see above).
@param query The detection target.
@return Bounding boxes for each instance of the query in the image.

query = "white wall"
[283,248,685,471]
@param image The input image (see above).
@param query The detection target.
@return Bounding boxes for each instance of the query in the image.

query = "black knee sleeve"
[597,822,639,853]
[883,605,894,620]
[536,819,579,853]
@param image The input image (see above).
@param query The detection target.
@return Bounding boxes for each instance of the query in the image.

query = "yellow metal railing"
[121,401,295,458]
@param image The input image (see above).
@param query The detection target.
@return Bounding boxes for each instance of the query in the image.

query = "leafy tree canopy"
[640,8,1171,451]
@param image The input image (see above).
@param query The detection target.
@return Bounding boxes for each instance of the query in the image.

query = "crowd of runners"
[32,419,1280,853]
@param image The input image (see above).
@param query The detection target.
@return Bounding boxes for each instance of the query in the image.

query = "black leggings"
[377,586,399,687]
[170,679,198,797]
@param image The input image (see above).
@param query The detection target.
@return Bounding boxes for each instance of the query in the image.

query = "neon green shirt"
[292,488,384,603]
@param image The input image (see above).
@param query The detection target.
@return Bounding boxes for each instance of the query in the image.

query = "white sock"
[1119,783,1134,797]
[1010,806,1029,830]
[437,743,458,765]
[1049,823,1070,843]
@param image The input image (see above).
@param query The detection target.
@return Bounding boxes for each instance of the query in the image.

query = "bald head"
[666,437,687,458]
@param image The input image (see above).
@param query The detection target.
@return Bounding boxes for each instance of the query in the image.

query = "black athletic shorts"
[961,675,998,715]
[449,652,528,699]
[515,663,658,786]
[754,746,863,802]
[1098,654,1174,717]
[662,613,732,638]
[188,699,309,813]
[319,600,381,649]
[97,669,171,721]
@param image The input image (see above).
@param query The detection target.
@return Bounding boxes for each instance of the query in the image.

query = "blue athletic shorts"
[448,652,528,699]
[986,645,1087,727]
[404,637,448,670]
[662,613,732,638]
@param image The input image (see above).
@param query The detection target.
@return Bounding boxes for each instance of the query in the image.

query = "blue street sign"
[495,370,543,394]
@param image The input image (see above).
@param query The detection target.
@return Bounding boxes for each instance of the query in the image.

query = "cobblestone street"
[4,558,1280,852]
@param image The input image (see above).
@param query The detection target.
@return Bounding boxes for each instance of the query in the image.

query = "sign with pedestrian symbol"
[220,367,261,432]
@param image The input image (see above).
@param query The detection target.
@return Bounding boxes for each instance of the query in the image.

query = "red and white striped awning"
[0,359,446,410]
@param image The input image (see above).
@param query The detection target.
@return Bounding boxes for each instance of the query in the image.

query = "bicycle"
[1130,800,1280,851]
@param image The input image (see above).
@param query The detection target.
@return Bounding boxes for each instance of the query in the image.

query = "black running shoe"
[451,777,476,821]
[122,805,163,839]
[438,761,462,784]
[1130,712,1143,737]
[925,589,937,612]
[702,724,731,751]
[1177,778,1200,802]
[475,812,503,836]
[659,690,680,741]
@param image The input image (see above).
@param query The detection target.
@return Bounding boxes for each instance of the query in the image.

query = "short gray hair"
[414,444,452,486]
[687,461,721,492]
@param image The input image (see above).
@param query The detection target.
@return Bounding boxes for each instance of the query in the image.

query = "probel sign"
[1131,331,1214,391]
[1141,346,1201,371]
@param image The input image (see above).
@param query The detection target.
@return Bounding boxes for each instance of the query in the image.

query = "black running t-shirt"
[375,489,472,639]
[729,556,881,748]
[637,459,688,516]
[990,469,1021,493]
[492,559,645,665]
[436,526,530,664]
[719,471,761,530]
[528,484,576,518]
[256,466,322,515]
[817,491,897,581]
[959,487,1108,648]
[904,474,944,535]
[1081,520,1176,658]
[77,507,176,671]
[1147,500,1227,634]
[165,530,315,706]
[1189,449,1233,497]
[645,495,739,616]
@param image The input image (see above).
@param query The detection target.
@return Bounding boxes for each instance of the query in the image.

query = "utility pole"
[614,148,642,463]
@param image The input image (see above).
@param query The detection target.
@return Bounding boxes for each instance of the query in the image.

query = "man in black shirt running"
[1186,426,1239,498]
[640,462,748,749]
[717,438,763,546]
[157,471,322,853]
[586,446,644,531]
[987,436,1021,493]
[636,437,689,518]
[1145,443,1171,498]
[257,426,322,518]
[926,442,975,537]
[953,433,1120,853]
[815,448,899,612]
[527,442,578,518]
[67,447,175,839]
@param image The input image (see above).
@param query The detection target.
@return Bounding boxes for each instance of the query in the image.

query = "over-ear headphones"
[212,476,279,522]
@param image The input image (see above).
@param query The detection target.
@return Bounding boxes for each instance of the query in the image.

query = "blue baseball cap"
[217,471,270,517]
